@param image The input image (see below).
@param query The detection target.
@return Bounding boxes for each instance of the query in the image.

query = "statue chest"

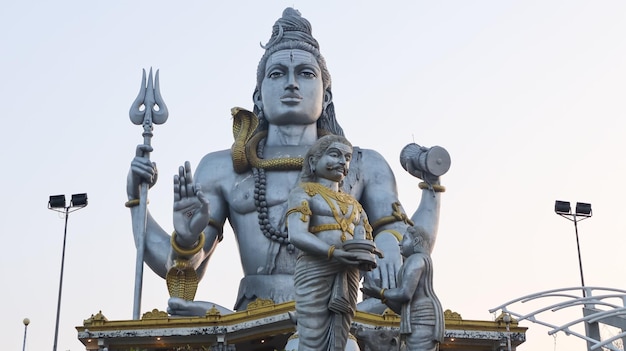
[229,170,301,215]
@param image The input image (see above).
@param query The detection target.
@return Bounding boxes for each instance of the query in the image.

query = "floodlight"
[575,202,592,217]
[49,195,66,209]
[71,193,88,207]
[554,200,571,215]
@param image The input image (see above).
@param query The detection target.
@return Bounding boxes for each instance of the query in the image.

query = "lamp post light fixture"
[22,318,30,351]
[554,200,592,295]
[554,201,600,351]
[48,193,88,351]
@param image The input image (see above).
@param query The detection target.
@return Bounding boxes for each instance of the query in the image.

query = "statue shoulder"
[195,149,236,180]
[403,252,429,270]
[288,183,309,200]
[197,149,233,166]
[346,146,394,183]
[352,147,390,166]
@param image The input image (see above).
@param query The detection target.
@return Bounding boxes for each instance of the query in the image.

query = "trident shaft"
[129,68,168,319]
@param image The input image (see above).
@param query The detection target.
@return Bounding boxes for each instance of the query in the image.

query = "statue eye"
[268,70,284,79]
[300,70,316,78]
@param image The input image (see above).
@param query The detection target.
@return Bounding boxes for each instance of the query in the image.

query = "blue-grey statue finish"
[126,8,445,316]
[362,226,444,351]
[287,134,378,351]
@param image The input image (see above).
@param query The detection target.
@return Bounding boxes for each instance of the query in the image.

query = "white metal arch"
[490,287,626,351]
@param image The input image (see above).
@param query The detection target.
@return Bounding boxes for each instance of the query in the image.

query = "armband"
[371,202,414,232]
[378,229,403,242]
[286,201,312,222]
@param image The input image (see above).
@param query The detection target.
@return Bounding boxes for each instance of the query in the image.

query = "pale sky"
[2,1,626,351]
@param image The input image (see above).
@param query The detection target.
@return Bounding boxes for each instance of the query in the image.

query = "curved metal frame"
[490,286,626,351]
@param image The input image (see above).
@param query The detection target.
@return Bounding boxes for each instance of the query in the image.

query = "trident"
[129,68,168,319]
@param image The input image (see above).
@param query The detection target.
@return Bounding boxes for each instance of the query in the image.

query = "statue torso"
[196,146,370,276]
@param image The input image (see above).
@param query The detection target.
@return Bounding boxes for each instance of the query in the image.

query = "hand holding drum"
[400,143,451,179]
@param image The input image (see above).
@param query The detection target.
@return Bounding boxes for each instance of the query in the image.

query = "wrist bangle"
[125,198,149,207]
[125,199,140,208]
[171,231,205,256]
[327,245,336,259]
[380,288,387,304]
[418,182,446,193]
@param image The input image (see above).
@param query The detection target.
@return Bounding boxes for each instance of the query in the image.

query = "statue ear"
[308,156,316,174]
[253,89,263,111]
[323,90,332,110]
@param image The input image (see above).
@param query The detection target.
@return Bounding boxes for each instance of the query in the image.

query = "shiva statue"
[126,7,445,316]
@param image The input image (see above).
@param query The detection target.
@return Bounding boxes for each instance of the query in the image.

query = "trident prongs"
[129,69,169,144]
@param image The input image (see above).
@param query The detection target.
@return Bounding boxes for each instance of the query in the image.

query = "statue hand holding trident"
[128,68,169,319]
[128,69,210,318]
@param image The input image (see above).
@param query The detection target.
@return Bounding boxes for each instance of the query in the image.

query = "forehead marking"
[269,50,315,64]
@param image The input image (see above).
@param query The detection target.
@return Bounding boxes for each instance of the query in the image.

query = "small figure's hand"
[332,249,360,266]
[173,161,210,246]
[365,232,402,289]
[127,144,158,199]
[360,283,382,300]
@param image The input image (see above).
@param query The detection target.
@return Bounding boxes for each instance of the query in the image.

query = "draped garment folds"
[398,253,444,351]
[295,253,360,351]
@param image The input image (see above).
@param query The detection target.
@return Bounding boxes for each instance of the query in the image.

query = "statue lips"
[326,165,347,179]
[280,92,303,105]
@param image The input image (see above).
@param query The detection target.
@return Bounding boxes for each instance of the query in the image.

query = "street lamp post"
[22,318,30,351]
[554,200,600,351]
[48,193,88,351]
[554,200,592,294]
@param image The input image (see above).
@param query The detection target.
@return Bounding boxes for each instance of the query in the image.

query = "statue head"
[300,134,352,184]
[403,226,433,256]
[253,8,344,136]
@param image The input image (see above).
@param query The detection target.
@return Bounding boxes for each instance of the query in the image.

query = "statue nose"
[286,72,299,89]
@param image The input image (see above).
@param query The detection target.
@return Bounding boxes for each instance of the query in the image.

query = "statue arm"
[167,191,225,280]
[127,145,171,278]
[361,256,423,314]
[384,257,422,303]
[286,191,329,256]
[167,154,230,280]
[126,148,226,280]
[356,149,408,289]
[358,148,442,260]
[410,178,442,253]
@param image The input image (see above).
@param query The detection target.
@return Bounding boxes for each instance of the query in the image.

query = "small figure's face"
[259,49,325,126]
[400,234,414,257]
[313,142,352,182]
